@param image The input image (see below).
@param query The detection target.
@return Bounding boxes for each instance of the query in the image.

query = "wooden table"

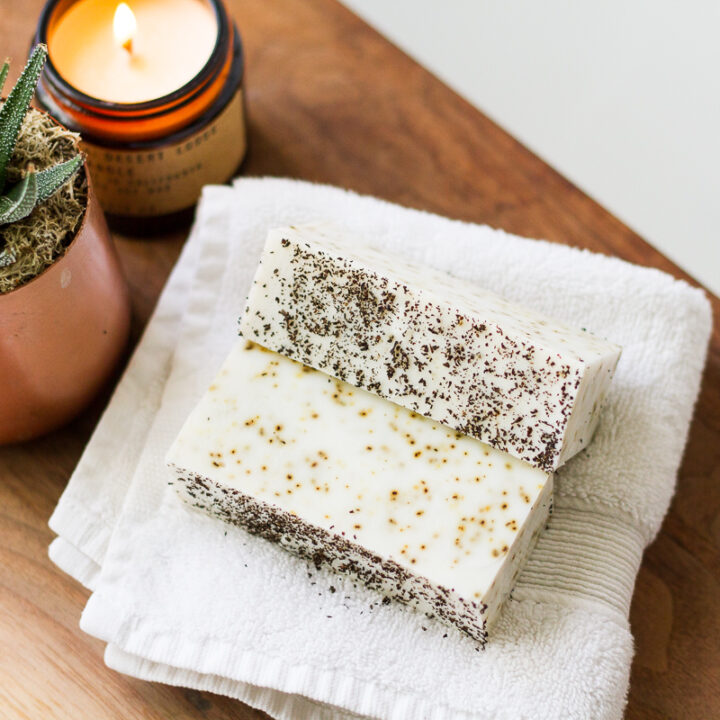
[1,1,718,717]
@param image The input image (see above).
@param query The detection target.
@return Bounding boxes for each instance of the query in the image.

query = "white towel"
[49,178,712,720]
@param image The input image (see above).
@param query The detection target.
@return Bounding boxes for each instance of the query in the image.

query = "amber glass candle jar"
[33,0,246,232]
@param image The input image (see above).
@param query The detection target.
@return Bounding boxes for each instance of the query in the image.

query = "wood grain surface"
[1,0,718,718]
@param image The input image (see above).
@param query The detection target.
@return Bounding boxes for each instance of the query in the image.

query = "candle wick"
[122,37,133,53]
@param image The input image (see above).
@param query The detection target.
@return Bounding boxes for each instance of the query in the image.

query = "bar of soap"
[166,340,553,644]
[239,224,621,471]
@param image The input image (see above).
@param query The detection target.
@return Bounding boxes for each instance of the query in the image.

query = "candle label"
[81,90,246,217]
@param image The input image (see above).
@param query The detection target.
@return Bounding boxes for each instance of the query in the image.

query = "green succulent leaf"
[0,60,9,97]
[0,155,83,226]
[35,154,84,203]
[0,44,48,191]
[0,248,16,268]
[0,172,38,225]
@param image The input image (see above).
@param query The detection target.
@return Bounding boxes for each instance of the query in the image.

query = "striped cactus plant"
[0,44,84,267]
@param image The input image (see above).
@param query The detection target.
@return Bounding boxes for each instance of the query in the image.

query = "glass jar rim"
[35,0,230,114]
[37,28,244,149]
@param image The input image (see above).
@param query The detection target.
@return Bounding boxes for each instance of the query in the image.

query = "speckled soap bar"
[239,225,621,472]
[166,340,553,644]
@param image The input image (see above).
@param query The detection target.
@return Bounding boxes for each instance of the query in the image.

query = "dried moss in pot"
[0,45,85,294]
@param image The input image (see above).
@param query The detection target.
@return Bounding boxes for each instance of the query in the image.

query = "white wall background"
[343,0,720,295]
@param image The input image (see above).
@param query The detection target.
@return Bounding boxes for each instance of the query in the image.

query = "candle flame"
[113,3,137,52]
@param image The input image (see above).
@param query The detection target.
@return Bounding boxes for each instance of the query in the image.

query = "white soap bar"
[167,340,552,643]
[239,224,621,471]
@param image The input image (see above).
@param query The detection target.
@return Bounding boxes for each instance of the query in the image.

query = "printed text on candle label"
[81,91,245,216]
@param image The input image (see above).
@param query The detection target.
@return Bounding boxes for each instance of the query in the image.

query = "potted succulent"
[0,45,130,444]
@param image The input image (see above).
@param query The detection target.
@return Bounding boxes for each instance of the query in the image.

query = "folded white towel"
[49,178,712,720]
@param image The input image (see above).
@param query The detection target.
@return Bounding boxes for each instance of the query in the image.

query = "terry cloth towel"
[49,178,712,720]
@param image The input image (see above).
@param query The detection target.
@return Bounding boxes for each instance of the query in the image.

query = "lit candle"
[34,0,246,230]
[113,3,137,52]
[48,0,217,104]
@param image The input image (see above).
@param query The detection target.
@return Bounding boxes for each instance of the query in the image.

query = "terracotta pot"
[0,169,131,444]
